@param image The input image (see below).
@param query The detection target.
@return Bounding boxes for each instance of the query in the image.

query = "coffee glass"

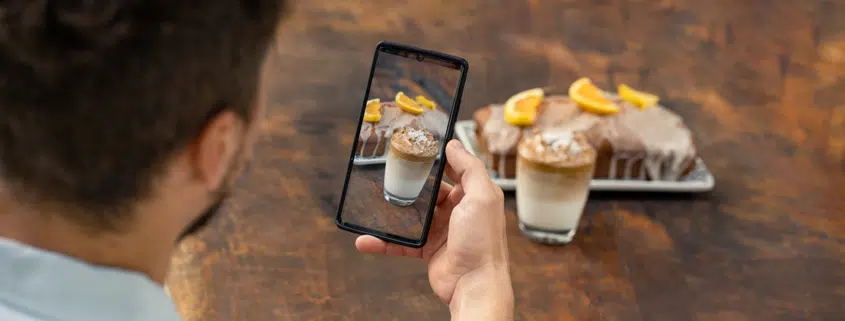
[383,127,438,206]
[516,130,596,244]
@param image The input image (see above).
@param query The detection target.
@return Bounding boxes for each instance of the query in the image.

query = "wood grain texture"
[166,0,845,320]
[341,165,437,240]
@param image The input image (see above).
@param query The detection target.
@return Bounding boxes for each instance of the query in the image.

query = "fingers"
[444,140,505,216]
[444,140,495,195]
[355,235,423,258]
[448,183,464,206]
[436,181,453,205]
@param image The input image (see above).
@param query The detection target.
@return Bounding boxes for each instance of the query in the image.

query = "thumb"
[444,140,490,194]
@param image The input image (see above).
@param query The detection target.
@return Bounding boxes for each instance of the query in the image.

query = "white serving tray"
[353,156,388,166]
[353,152,442,166]
[453,120,715,193]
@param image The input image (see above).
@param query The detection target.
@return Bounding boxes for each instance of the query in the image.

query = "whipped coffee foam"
[390,127,438,160]
[541,131,584,155]
[519,130,595,169]
[407,128,430,145]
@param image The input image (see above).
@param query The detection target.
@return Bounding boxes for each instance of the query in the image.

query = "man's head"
[0,0,286,251]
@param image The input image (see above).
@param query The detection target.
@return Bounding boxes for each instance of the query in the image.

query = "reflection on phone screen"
[340,47,463,242]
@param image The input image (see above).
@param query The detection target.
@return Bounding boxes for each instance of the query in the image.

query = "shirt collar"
[0,238,182,321]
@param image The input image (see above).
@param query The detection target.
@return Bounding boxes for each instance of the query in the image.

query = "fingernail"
[450,139,465,152]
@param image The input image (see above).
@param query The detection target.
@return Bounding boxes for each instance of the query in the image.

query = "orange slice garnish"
[396,91,425,115]
[504,88,544,126]
[569,77,619,115]
[415,95,437,110]
[618,84,659,109]
[363,98,381,122]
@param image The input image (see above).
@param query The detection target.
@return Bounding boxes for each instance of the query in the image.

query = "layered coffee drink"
[383,127,439,206]
[516,130,596,244]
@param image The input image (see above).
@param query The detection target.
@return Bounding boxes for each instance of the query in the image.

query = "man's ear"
[190,111,244,191]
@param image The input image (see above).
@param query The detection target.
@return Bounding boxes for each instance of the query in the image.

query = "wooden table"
[342,163,438,241]
[166,1,845,320]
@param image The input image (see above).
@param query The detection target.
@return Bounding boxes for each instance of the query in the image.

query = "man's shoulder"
[0,301,53,321]
[0,238,182,321]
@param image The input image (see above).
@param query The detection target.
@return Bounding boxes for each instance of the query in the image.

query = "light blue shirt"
[0,238,182,321]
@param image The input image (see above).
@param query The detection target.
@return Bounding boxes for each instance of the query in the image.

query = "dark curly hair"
[0,0,287,229]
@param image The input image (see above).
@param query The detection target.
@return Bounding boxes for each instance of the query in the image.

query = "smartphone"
[335,41,469,248]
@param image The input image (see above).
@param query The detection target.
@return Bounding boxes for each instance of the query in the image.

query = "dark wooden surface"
[341,164,437,240]
[166,0,845,320]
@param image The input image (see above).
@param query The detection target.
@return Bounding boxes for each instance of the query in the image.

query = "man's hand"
[356,140,514,321]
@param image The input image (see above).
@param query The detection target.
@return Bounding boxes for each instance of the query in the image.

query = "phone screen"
[336,42,468,247]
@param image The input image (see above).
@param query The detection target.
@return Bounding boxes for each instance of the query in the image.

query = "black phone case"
[334,40,469,248]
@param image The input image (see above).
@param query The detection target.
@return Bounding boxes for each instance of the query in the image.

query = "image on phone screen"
[336,42,468,247]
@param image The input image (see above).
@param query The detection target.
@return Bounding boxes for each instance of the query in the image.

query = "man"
[0,1,513,321]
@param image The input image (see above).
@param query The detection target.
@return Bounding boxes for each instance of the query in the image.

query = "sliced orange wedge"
[363,98,381,122]
[618,84,659,109]
[396,91,426,115]
[569,77,619,115]
[415,95,437,110]
[504,88,544,126]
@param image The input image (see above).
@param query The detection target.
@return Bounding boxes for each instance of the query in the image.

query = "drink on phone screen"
[383,127,438,206]
[516,130,596,244]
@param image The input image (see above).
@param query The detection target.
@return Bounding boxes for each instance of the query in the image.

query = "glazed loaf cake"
[473,96,697,180]
[357,101,448,158]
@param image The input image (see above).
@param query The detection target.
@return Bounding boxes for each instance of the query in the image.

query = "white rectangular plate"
[454,120,715,192]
